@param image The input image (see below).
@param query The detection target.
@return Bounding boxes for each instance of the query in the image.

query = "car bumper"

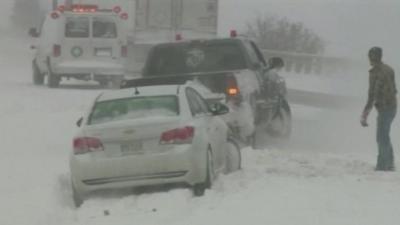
[52,60,125,76]
[70,145,205,194]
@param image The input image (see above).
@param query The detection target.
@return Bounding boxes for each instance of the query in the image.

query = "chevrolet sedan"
[70,83,241,207]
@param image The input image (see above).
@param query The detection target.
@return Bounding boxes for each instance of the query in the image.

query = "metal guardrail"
[125,44,360,77]
[261,49,359,75]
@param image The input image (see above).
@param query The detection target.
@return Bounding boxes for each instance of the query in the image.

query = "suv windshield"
[146,42,247,75]
[89,96,179,125]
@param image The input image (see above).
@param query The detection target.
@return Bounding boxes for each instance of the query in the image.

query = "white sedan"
[70,83,241,207]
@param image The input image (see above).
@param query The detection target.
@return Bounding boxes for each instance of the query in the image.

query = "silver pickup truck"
[122,37,291,147]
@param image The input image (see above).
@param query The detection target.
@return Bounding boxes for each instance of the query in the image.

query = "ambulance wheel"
[32,60,44,85]
[48,72,60,88]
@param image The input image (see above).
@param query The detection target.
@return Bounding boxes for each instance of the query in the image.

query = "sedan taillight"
[73,137,104,155]
[160,126,195,145]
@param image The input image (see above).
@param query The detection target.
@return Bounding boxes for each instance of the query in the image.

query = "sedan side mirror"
[29,28,39,38]
[76,117,83,127]
[209,102,229,116]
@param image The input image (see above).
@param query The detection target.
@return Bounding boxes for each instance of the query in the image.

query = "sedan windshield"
[89,96,179,125]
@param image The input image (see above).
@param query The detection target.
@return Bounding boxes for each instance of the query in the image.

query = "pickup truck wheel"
[48,71,60,88]
[267,99,292,138]
[252,99,291,149]
[32,61,44,85]
[193,149,214,197]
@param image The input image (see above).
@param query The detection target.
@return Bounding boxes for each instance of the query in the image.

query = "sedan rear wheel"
[193,149,214,197]
[72,183,84,208]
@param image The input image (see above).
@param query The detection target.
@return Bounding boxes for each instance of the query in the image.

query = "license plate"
[121,141,143,154]
[95,48,112,57]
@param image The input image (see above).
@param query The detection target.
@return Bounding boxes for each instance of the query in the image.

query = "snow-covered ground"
[2,36,400,225]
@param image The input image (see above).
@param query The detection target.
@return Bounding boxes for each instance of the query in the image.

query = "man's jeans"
[376,108,397,170]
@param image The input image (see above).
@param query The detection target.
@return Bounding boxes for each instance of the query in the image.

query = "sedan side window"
[192,90,210,114]
[186,88,209,116]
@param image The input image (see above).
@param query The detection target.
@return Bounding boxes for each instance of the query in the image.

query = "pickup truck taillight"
[73,137,104,155]
[160,126,195,145]
[226,76,239,97]
[121,45,128,57]
[53,44,61,57]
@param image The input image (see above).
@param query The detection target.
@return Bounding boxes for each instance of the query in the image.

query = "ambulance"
[30,4,129,88]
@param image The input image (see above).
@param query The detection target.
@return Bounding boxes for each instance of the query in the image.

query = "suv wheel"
[32,61,44,85]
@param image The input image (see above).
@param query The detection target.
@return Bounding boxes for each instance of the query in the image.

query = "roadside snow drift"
[1,36,400,225]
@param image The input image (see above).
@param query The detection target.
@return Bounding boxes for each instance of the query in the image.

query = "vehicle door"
[243,40,267,82]
[91,16,124,63]
[186,88,227,170]
[63,16,92,62]
[36,15,60,71]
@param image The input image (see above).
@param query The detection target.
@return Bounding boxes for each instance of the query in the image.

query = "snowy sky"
[219,0,400,63]
[1,0,399,63]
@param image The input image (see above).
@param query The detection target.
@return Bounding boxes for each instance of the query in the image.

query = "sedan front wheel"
[224,139,241,174]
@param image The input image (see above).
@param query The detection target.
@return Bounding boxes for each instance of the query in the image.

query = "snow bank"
[1,36,400,225]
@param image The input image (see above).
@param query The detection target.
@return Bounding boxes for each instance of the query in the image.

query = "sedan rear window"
[89,96,179,125]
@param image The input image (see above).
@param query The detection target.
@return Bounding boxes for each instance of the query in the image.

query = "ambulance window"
[93,17,117,39]
[65,17,89,38]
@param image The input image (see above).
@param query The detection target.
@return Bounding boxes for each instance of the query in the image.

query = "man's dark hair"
[368,47,383,63]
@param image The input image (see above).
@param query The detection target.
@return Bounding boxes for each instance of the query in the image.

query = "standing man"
[361,47,397,171]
